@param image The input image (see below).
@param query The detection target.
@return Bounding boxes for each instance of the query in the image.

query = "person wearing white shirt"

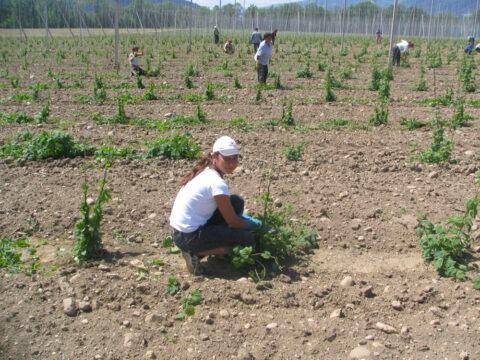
[254,33,273,83]
[170,136,262,275]
[392,40,413,66]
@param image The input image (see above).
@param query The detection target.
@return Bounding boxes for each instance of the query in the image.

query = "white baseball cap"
[212,136,241,157]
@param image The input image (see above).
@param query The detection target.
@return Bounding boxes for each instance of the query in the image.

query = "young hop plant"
[73,162,111,262]
[417,171,480,288]
[230,175,317,279]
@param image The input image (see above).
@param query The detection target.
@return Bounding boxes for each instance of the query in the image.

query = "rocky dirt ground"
[0,31,480,360]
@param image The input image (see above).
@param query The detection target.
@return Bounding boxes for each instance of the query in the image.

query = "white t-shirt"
[396,40,409,52]
[170,168,230,233]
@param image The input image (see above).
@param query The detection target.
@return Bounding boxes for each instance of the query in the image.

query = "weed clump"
[0,130,95,162]
[146,133,200,160]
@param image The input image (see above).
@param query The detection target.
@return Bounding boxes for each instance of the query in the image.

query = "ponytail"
[178,152,213,186]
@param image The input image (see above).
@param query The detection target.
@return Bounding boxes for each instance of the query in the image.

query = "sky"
[192,0,300,9]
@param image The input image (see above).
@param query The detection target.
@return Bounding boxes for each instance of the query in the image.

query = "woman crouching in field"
[169,136,262,275]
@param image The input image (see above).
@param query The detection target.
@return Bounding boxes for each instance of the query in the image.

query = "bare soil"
[1,32,480,360]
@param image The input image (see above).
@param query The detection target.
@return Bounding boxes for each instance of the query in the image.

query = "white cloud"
[193,0,300,9]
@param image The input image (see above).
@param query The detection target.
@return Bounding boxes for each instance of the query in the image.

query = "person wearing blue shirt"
[254,32,273,84]
[250,28,262,53]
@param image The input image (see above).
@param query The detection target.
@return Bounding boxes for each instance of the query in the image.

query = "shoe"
[181,251,201,275]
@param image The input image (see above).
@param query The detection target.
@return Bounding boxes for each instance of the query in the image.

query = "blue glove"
[241,214,262,229]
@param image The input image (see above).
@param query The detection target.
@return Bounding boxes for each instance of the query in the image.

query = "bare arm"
[214,195,248,229]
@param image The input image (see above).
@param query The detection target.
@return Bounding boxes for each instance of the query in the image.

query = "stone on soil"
[349,346,371,359]
[63,297,77,317]
[376,322,398,334]
[340,276,355,287]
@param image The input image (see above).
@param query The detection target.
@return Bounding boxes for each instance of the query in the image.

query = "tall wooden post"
[114,0,119,69]
[427,0,434,41]
[388,0,398,63]
[189,0,192,52]
[340,0,346,51]
[45,0,49,50]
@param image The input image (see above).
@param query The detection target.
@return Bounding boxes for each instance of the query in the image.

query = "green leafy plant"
[0,237,27,273]
[146,132,200,160]
[10,77,19,89]
[280,100,294,126]
[204,82,215,100]
[283,143,303,161]
[426,46,442,69]
[324,68,337,102]
[136,75,145,89]
[296,62,313,78]
[113,99,128,124]
[0,130,95,162]
[413,65,428,91]
[417,171,479,284]
[184,75,194,89]
[229,117,253,132]
[233,76,242,89]
[0,112,33,124]
[400,117,428,130]
[142,82,157,100]
[36,101,50,123]
[73,163,111,262]
[369,103,388,126]
[166,275,180,295]
[231,178,317,275]
[449,101,473,128]
[273,74,283,90]
[416,123,453,163]
[177,289,203,319]
[195,105,207,123]
[185,63,199,77]
[255,88,262,102]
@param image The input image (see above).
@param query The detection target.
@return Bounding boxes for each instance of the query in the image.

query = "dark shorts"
[172,194,255,253]
[131,66,146,76]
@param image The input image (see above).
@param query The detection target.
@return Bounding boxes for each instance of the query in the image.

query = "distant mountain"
[287,0,475,17]
[119,0,200,9]
[399,0,476,17]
